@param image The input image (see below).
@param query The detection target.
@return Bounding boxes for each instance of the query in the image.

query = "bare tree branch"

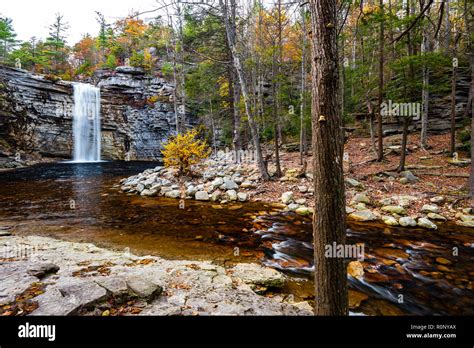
[392,0,434,43]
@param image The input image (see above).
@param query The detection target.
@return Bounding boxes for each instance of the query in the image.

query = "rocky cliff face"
[381,68,471,136]
[0,65,192,161]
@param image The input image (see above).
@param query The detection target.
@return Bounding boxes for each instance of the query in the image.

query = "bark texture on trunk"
[468,50,474,196]
[309,0,348,316]
[463,0,474,196]
[377,0,385,161]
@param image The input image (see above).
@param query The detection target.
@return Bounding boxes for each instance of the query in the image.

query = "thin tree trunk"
[276,0,284,147]
[367,102,377,155]
[421,66,430,149]
[229,1,241,161]
[450,50,457,156]
[209,100,217,156]
[351,38,356,98]
[233,76,242,160]
[300,8,307,165]
[309,0,348,316]
[177,3,186,132]
[220,0,270,181]
[166,15,180,135]
[341,35,346,120]
[399,0,415,171]
[398,117,409,172]
[377,0,385,161]
[272,54,282,177]
[257,4,265,131]
[444,0,451,50]
[420,2,431,149]
[273,0,283,178]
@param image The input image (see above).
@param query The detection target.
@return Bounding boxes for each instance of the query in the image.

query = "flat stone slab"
[0,261,38,305]
[33,280,108,315]
[0,236,312,316]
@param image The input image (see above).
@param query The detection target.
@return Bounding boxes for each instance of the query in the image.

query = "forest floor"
[249,133,473,224]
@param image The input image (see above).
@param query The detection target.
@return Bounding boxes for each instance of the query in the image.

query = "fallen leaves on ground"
[0,282,46,316]
[72,262,115,277]
[126,258,157,267]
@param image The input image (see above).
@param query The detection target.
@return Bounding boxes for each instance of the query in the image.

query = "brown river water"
[0,161,473,315]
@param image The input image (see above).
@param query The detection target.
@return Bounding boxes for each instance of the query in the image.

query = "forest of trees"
[1,0,471,168]
[0,0,472,317]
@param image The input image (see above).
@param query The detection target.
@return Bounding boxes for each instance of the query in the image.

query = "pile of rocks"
[119,159,474,230]
[120,157,317,215]
[346,191,474,230]
[278,191,314,216]
[120,157,263,203]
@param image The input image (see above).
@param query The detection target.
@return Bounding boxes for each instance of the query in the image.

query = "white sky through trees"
[1,0,160,44]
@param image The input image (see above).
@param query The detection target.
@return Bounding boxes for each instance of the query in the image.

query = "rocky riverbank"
[118,149,474,231]
[0,235,313,316]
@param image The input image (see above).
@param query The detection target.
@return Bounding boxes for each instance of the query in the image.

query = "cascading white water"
[72,83,101,162]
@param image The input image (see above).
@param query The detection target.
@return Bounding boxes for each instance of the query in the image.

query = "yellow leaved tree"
[162,129,211,176]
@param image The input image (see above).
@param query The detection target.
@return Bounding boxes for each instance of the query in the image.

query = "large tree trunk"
[309,0,348,316]
[469,56,473,196]
[376,0,385,161]
[465,0,474,196]
[220,0,270,181]
[469,61,474,196]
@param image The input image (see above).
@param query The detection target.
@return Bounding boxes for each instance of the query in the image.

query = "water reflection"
[0,162,473,315]
[70,163,104,224]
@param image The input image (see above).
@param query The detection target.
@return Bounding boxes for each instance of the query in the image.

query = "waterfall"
[72,83,101,162]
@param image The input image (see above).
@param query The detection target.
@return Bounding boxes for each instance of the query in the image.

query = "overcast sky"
[1,0,161,45]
